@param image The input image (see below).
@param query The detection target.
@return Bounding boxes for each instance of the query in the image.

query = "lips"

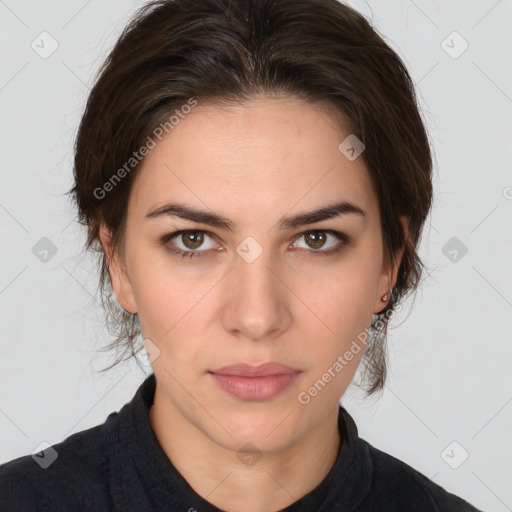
[209,362,302,401]
[210,362,300,377]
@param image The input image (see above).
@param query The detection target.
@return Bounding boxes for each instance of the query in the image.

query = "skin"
[100,96,407,512]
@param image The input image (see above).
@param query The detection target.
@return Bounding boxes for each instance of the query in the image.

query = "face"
[101,96,406,453]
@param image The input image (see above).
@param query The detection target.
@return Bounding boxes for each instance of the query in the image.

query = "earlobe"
[98,224,137,314]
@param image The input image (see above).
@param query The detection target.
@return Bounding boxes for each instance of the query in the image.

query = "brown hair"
[68,0,434,396]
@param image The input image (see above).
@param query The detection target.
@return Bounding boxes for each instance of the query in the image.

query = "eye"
[161,230,219,258]
[291,230,349,254]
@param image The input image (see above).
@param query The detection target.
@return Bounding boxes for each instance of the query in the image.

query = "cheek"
[137,279,194,337]
[129,249,219,349]
[303,261,379,333]
[294,256,380,389]
[127,248,183,334]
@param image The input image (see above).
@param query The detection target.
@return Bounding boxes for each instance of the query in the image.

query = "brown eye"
[304,231,327,249]
[162,230,219,257]
[291,229,350,254]
[182,232,204,249]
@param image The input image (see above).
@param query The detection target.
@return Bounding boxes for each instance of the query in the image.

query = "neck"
[149,387,341,512]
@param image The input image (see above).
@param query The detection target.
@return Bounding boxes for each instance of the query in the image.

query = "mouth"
[208,362,302,401]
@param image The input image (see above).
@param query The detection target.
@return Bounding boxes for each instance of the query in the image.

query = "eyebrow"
[144,200,367,230]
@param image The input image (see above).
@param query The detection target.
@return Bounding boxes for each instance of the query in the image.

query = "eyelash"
[159,229,351,259]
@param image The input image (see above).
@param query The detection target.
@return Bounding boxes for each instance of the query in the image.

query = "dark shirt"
[0,373,482,511]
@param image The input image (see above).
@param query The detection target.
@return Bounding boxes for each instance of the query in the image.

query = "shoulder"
[0,415,117,512]
[356,438,482,511]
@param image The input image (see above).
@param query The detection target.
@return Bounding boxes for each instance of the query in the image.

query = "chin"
[207,403,305,451]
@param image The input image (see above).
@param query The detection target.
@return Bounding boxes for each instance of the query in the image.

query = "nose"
[220,246,292,342]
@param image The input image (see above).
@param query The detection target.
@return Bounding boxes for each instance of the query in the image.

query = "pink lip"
[209,362,302,401]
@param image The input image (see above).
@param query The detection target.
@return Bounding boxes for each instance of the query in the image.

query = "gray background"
[1,1,511,510]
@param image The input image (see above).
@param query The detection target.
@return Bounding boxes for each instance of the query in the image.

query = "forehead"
[129,97,377,221]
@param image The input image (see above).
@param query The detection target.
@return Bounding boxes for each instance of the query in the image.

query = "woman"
[0,0,482,510]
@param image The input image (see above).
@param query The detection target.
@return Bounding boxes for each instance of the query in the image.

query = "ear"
[99,223,137,314]
[373,215,409,315]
